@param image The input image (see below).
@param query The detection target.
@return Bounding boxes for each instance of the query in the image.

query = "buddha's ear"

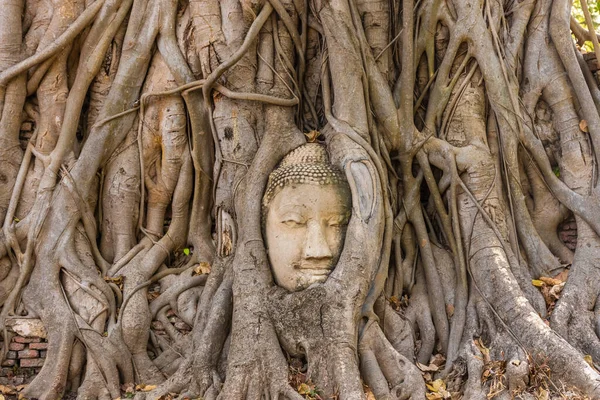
[324,128,385,285]
[346,160,377,222]
[325,129,378,222]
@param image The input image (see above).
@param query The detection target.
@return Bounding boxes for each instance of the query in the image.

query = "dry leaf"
[221,229,233,256]
[475,338,491,363]
[426,379,450,399]
[135,384,157,392]
[388,296,401,310]
[364,386,376,400]
[193,262,211,275]
[426,379,446,392]
[298,383,309,394]
[426,393,443,400]
[304,130,320,143]
[0,385,15,395]
[532,279,545,287]
[430,353,446,367]
[538,276,562,286]
[537,387,549,400]
[104,275,124,290]
[553,269,569,282]
[584,355,597,371]
[416,362,439,372]
[446,304,455,318]
[549,282,565,299]
[580,120,589,132]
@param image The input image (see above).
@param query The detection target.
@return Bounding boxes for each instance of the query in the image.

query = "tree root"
[359,321,425,399]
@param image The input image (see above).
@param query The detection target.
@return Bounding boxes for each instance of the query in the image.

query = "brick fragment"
[14,336,41,344]
[8,342,25,351]
[1,359,15,367]
[6,351,17,359]
[29,342,48,350]
[20,358,45,368]
[18,349,39,359]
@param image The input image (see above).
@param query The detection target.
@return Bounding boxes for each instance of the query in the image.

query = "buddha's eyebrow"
[274,203,308,213]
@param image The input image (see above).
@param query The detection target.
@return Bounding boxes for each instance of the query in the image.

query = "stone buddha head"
[262,143,351,292]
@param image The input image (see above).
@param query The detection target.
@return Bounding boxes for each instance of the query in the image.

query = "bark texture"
[0,0,599,398]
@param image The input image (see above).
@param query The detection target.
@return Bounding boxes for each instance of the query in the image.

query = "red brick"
[20,358,45,368]
[1,359,15,367]
[14,336,41,344]
[28,342,47,350]
[17,349,39,359]
[8,342,25,351]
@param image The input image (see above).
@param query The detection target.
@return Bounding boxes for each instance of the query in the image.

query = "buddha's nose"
[304,221,333,260]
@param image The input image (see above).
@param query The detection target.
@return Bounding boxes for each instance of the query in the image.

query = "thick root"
[359,322,425,399]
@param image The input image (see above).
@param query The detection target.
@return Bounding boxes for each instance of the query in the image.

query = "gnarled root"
[359,321,425,399]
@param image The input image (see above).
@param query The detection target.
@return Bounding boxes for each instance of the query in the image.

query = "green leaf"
[183,248,190,256]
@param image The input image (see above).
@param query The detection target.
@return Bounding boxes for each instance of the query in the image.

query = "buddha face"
[265,183,351,292]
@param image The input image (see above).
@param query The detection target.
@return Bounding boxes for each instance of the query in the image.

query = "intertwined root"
[2,0,600,397]
[359,322,425,399]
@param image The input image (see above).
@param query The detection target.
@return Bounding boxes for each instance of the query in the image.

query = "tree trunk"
[0,0,599,398]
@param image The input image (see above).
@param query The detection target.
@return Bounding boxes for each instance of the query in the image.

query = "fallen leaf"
[0,385,15,395]
[549,282,565,299]
[221,228,233,256]
[104,275,124,290]
[584,355,598,371]
[446,304,455,318]
[416,362,439,372]
[537,387,549,400]
[580,120,589,132]
[553,269,569,282]
[538,276,562,286]
[304,130,320,143]
[364,386,376,400]
[426,393,443,400]
[298,383,311,395]
[475,338,490,363]
[426,379,446,392]
[430,353,446,367]
[193,262,211,275]
[388,296,401,310]
[135,384,157,392]
[532,279,545,287]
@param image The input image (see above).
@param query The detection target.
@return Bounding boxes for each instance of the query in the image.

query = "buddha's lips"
[298,268,331,276]
[293,262,333,274]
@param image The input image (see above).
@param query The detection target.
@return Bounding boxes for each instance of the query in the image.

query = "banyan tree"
[0,0,600,397]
